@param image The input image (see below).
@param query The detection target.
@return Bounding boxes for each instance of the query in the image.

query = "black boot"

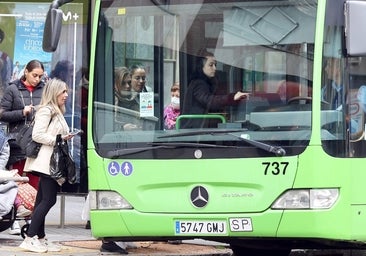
[100,241,128,254]
[85,221,91,229]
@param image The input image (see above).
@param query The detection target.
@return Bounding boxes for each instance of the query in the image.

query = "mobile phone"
[70,129,83,136]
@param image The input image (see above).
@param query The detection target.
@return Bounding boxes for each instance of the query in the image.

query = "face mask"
[171,96,180,109]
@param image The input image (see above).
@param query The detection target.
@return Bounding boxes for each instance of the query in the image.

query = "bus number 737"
[262,162,289,176]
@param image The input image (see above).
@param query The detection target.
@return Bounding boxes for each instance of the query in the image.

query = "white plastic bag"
[81,193,90,221]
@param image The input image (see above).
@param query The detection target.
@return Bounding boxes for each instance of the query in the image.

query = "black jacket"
[0,79,45,165]
[0,79,45,133]
[181,71,236,128]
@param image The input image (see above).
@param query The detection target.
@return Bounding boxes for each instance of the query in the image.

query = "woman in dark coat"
[0,59,45,188]
[181,51,249,128]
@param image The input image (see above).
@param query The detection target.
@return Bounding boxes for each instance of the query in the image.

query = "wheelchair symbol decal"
[108,161,120,176]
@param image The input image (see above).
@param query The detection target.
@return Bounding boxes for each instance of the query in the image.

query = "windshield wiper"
[158,129,285,156]
[106,145,170,158]
[228,133,286,156]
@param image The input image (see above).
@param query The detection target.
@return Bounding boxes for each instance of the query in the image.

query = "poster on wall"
[12,4,51,81]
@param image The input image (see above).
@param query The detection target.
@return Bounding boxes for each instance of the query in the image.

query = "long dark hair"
[189,50,216,85]
[129,63,147,92]
[20,59,44,81]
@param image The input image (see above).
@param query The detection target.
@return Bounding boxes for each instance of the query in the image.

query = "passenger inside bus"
[321,57,360,138]
[321,57,343,110]
[128,64,148,112]
[163,82,180,130]
[114,67,132,110]
[114,67,138,130]
[181,50,249,129]
[111,64,159,132]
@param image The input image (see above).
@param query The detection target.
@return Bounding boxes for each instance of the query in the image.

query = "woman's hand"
[62,129,82,140]
[234,91,250,101]
[62,134,75,141]
[23,105,34,116]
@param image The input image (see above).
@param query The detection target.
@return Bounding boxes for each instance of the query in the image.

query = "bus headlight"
[271,188,339,209]
[89,191,133,210]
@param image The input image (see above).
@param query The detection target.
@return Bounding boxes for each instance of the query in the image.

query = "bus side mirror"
[345,1,366,56]
[42,8,63,52]
[43,0,73,52]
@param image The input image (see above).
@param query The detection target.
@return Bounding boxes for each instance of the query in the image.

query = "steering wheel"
[287,96,312,104]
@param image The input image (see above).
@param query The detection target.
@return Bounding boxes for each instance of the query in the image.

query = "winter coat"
[24,105,69,177]
[164,104,180,130]
[0,79,45,133]
[0,79,45,164]
[181,71,237,128]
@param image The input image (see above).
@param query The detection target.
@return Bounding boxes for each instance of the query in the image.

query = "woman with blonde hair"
[114,66,133,109]
[19,78,75,253]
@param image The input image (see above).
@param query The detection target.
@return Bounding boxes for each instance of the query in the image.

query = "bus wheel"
[230,246,291,256]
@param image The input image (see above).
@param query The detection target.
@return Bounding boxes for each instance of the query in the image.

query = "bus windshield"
[93,0,321,159]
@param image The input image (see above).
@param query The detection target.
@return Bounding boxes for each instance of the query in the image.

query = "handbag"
[15,120,41,158]
[14,90,40,158]
[50,134,76,185]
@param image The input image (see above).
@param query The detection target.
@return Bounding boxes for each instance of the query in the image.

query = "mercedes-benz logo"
[190,186,209,208]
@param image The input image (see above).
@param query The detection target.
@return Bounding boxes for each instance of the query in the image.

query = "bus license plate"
[229,218,253,232]
[175,221,227,235]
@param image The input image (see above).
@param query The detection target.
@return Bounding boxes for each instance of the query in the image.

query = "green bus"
[43,0,366,255]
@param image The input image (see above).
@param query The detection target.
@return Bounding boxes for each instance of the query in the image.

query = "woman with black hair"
[181,50,249,128]
[127,64,148,112]
[0,60,45,189]
[0,59,45,235]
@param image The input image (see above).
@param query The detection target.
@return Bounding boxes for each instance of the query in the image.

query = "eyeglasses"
[133,76,146,81]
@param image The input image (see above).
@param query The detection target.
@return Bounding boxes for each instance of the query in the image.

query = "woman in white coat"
[19,78,75,253]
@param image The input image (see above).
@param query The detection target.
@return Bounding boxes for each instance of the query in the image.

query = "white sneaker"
[16,205,32,217]
[8,221,21,235]
[39,238,62,252]
[19,235,48,253]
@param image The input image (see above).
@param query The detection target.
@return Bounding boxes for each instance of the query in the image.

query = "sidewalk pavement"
[0,195,232,256]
